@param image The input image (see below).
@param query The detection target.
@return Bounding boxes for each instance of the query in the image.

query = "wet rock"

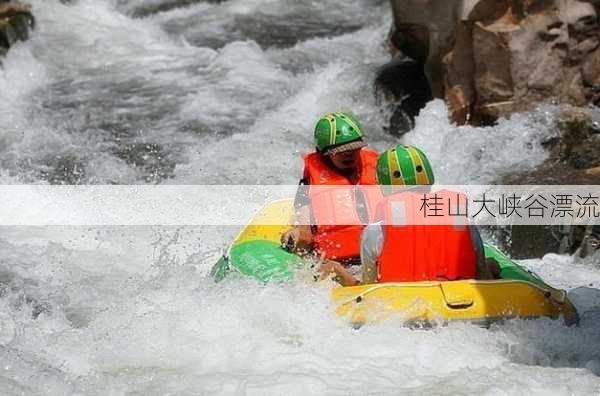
[166,12,365,50]
[388,0,600,125]
[375,57,432,135]
[582,46,600,88]
[498,108,600,258]
[585,165,600,176]
[115,143,175,183]
[42,154,86,185]
[0,2,34,55]
[503,108,600,184]
[234,14,364,49]
[501,225,565,259]
[129,0,226,19]
[493,222,600,259]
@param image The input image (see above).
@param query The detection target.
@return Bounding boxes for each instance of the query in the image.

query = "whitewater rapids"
[0,0,599,394]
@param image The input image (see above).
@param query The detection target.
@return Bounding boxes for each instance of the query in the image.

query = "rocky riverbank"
[383,0,600,258]
[387,0,600,126]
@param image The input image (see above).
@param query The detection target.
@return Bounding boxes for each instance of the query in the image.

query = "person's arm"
[281,205,313,251]
[293,178,313,242]
[293,176,310,208]
[361,222,384,284]
[281,178,314,251]
[318,223,384,286]
[318,260,359,286]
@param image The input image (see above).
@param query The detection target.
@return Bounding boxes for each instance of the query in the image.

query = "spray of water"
[0,0,598,393]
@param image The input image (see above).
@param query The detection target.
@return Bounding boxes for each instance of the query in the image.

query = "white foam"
[0,0,598,393]
[404,100,553,184]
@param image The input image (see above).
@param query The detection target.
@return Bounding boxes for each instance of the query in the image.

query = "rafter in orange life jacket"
[303,148,381,261]
[374,189,477,282]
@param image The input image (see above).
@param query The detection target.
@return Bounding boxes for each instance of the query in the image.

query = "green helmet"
[314,112,364,152]
[376,144,434,191]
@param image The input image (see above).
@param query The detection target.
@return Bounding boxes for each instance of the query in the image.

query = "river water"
[0,0,599,394]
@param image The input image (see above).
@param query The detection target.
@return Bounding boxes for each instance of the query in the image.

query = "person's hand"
[316,256,359,286]
[317,259,340,280]
[281,226,313,253]
[281,228,300,252]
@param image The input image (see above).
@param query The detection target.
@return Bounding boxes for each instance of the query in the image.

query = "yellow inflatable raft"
[214,199,578,326]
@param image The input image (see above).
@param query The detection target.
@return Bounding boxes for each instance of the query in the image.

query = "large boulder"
[389,0,600,125]
[0,1,34,57]
[374,57,432,135]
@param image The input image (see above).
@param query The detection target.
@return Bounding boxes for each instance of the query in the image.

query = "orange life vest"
[304,148,381,260]
[375,189,477,282]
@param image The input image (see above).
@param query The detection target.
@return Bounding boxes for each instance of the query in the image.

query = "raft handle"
[445,300,474,309]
